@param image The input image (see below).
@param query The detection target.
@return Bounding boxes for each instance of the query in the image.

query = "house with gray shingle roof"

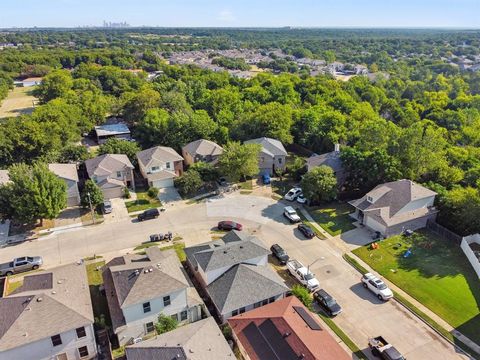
[125,317,234,360]
[182,139,223,166]
[306,144,346,187]
[102,247,204,346]
[185,231,289,323]
[0,263,97,360]
[48,163,80,207]
[349,179,438,237]
[244,137,287,176]
[85,154,135,199]
[137,146,184,189]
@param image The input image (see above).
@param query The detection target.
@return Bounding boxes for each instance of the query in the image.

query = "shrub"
[123,187,131,199]
[147,187,159,198]
[155,313,178,335]
[291,285,313,310]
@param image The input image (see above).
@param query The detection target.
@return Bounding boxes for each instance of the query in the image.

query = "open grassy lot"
[352,230,480,344]
[125,189,162,213]
[306,202,355,236]
[0,86,38,118]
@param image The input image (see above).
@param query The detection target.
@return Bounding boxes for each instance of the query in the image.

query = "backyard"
[306,202,356,236]
[0,86,38,118]
[125,188,162,213]
[86,260,111,329]
[352,230,480,344]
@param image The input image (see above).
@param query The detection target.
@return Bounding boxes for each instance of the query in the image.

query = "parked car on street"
[361,273,393,301]
[296,194,307,204]
[284,206,301,223]
[369,336,405,360]
[313,289,342,316]
[286,259,320,291]
[0,256,43,277]
[270,244,289,264]
[297,223,315,238]
[137,208,160,221]
[261,173,271,185]
[218,221,243,231]
[103,200,112,214]
[284,187,302,201]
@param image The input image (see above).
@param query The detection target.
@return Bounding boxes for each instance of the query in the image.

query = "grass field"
[306,203,356,236]
[352,230,480,344]
[0,86,38,118]
[125,189,162,213]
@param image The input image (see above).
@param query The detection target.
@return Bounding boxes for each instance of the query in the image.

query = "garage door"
[66,195,80,207]
[102,186,123,199]
[152,178,174,188]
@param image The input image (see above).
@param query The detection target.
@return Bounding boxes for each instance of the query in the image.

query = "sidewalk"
[299,206,480,356]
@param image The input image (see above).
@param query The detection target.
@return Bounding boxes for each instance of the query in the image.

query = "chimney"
[334,143,340,153]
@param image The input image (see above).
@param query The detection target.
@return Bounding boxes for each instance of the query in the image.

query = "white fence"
[461,234,480,279]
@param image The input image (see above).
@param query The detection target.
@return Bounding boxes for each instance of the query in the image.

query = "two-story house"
[102,247,204,346]
[84,154,135,199]
[349,179,438,237]
[182,139,223,166]
[0,263,97,360]
[137,146,184,189]
[244,137,287,176]
[48,163,81,207]
[185,231,289,323]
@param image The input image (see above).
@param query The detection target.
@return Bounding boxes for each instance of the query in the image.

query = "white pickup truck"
[361,273,393,301]
[286,259,320,291]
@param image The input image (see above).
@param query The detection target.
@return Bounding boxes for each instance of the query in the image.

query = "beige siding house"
[244,137,287,176]
[182,139,223,166]
[137,146,183,189]
[48,164,81,207]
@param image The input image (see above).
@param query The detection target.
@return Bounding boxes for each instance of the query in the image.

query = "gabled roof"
[228,296,350,360]
[85,154,134,177]
[307,151,343,173]
[0,170,10,185]
[182,139,223,158]
[0,263,94,351]
[244,137,287,158]
[48,163,79,182]
[125,317,235,360]
[207,264,288,315]
[349,179,437,226]
[185,231,270,273]
[137,146,183,169]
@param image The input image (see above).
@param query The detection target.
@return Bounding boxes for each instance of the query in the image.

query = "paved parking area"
[158,187,182,204]
[335,226,377,250]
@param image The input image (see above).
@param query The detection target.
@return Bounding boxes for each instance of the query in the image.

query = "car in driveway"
[361,273,393,301]
[313,289,342,316]
[284,187,302,201]
[283,206,301,223]
[297,223,315,238]
[0,256,43,276]
[261,173,271,185]
[218,220,243,231]
[103,200,112,214]
[270,244,289,264]
[137,208,160,221]
[296,194,307,204]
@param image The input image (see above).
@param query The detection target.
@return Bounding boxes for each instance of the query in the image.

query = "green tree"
[189,162,219,182]
[291,285,313,310]
[174,170,203,197]
[98,138,141,166]
[122,88,160,124]
[81,180,104,208]
[218,142,261,182]
[155,313,178,335]
[35,69,73,103]
[301,165,337,204]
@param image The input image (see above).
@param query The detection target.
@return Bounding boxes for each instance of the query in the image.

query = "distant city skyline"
[0,0,479,29]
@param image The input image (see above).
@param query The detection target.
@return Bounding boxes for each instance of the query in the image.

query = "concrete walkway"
[298,207,480,357]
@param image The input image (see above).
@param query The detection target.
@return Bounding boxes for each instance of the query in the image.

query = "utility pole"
[87,192,96,225]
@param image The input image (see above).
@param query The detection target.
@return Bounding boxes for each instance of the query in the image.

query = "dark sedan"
[270,244,289,265]
[297,223,315,238]
[313,289,342,316]
[218,221,243,231]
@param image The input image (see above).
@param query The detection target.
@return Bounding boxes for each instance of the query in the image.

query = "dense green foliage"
[81,180,104,208]
[218,142,261,182]
[174,169,203,196]
[212,56,250,70]
[98,138,140,166]
[155,313,178,335]
[301,165,338,204]
[291,285,313,310]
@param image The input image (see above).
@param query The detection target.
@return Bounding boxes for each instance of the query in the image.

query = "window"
[268,297,276,304]
[51,334,62,347]
[278,158,283,164]
[180,310,188,321]
[151,166,160,172]
[116,171,122,178]
[239,307,246,314]
[367,196,373,203]
[76,326,86,338]
[143,302,151,313]
[262,299,269,306]
[166,162,171,169]
[232,309,239,316]
[254,301,262,308]
[78,346,89,358]
[145,322,155,333]
[171,314,178,321]
[163,296,171,307]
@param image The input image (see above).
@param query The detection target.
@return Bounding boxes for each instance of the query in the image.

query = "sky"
[0,0,479,28]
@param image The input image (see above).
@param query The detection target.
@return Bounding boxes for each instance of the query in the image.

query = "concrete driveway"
[158,187,182,204]
[336,226,377,250]
[103,198,129,224]
[54,208,82,228]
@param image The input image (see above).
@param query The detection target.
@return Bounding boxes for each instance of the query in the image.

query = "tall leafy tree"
[218,142,261,182]
[81,180,104,208]
[35,69,73,103]
[98,138,141,166]
[301,165,337,204]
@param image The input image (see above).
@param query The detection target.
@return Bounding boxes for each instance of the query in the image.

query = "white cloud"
[217,9,235,22]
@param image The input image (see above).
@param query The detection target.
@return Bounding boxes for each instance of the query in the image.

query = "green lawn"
[352,230,480,345]
[125,189,162,213]
[306,203,356,236]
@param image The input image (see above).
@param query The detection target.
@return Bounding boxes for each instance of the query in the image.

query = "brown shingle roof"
[137,146,183,169]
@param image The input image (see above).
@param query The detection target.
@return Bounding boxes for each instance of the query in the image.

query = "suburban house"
[48,163,81,207]
[21,77,43,87]
[102,247,204,346]
[228,296,350,360]
[349,179,438,237]
[244,137,287,176]
[0,263,97,360]
[182,139,224,166]
[185,231,289,323]
[85,154,135,199]
[137,146,184,188]
[94,123,131,144]
[0,170,10,186]
[306,144,346,187]
[125,317,235,360]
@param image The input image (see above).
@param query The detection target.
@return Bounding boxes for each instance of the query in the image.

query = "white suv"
[361,273,393,301]
[284,206,301,223]
[284,187,302,201]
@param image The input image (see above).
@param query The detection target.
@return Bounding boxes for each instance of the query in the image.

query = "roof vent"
[223,250,228,254]
[134,270,140,276]
[239,246,243,249]
[51,291,56,295]
[189,349,194,353]
[57,280,63,284]
[23,332,28,337]
[36,297,43,302]
[284,332,291,338]
[25,307,31,311]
